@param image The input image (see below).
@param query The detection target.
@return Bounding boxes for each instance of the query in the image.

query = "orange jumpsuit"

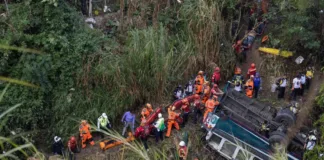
[245,79,254,98]
[203,99,219,121]
[166,108,180,137]
[202,85,211,104]
[195,75,204,94]
[141,107,153,121]
[79,123,95,148]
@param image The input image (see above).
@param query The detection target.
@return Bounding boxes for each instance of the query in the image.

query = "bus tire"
[274,108,296,127]
[269,131,287,150]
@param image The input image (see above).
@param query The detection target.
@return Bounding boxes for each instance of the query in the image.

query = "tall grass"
[0,85,44,160]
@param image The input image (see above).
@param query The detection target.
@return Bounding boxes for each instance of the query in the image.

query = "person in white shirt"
[300,73,306,96]
[291,75,302,101]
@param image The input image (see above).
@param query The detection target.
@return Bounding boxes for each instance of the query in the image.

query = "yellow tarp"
[258,47,293,58]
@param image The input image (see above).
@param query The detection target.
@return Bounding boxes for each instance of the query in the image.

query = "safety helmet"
[251,63,256,68]
[309,135,317,141]
[235,67,242,74]
[54,136,61,142]
[255,72,260,77]
[194,94,200,99]
[215,67,220,72]
[179,141,186,147]
[171,106,176,111]
[213,84,218,88]
[158,113,162,118]
[70,136,76,142]
[182,98,188,104]
[102,113,107,118]
[81,120,87,125]
[198,71,204,75]
[146,103,152,109]
[250,75,254,79]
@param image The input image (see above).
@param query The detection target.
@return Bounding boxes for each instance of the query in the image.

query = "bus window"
[220,141,237,157]
[210,134,222,145]
[236,149,251,160]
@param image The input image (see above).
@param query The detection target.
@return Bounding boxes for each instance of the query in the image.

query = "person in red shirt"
[180,98,190,127]
[68,136,78,160]
[211,67,221,85]
[247,63,257,79]
[134,121,150,151]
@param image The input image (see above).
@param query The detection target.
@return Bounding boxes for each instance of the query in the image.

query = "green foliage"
[0,0,104,147]
[268,0,322,56]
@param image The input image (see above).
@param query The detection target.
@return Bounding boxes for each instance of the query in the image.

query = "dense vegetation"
[0,0,324,159]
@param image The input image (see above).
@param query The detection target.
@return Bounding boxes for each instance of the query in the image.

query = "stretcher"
[258,47,293,58]
[99,132,135,150]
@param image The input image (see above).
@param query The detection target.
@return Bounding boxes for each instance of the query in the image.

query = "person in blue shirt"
[253,72,261,98]
[121,110,135,137]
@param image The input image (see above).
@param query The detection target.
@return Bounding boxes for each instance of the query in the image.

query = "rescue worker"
[154,113,165,143]
[201,81,211,104]
[259,121,269,138]
[180,98,190,127]
[304,135,317,150]
[193,94,203,124]
[174,85,184,100]
[121,110,135,137]
[52,136,64,155]
[300,72,306,96]
[245,75,254,98]
[135,120,149,151]
[203,96,219,121]
[306,67,314,89]
[253,72,261,98]
[247,63,257,79]
[277,76,287,99]
[291,74,302,101]
[68,136,78,160]
[166,106,180,137]
[232,39,242,54]
[211,67,221,85]
[194,71,205,94]
[79,120,95,148]
[232,67,244,92]
[184,80,194,96]
[178,141,188,160]
[211,84,224,96]
[141,103,153,121]
[97,113,111,138]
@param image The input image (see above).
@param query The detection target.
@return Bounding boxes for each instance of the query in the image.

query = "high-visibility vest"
[99,116,109,127]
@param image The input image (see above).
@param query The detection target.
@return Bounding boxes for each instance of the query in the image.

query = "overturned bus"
[203,89,306,160]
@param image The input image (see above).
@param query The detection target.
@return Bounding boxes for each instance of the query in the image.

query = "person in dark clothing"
[277,76,287,99]
[253,72,261,98]
[173,85,183,101]
[134,122,149,151]
[52,136,64,155]
[81,0,87,15]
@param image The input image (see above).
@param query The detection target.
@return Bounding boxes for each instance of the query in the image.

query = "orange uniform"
[195,75,204,94]
[203,99,219,121]
[245,79,254,98]
[166,107,180,137]
[79,122,95,148]
[201,85,211,104]
[141,107,153,121]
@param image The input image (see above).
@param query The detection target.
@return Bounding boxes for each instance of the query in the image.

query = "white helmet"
[309,135,317,141]
[54,136,61,142]
[179,141,186,147]
[158,113,162,118]
[102,113,107,118]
